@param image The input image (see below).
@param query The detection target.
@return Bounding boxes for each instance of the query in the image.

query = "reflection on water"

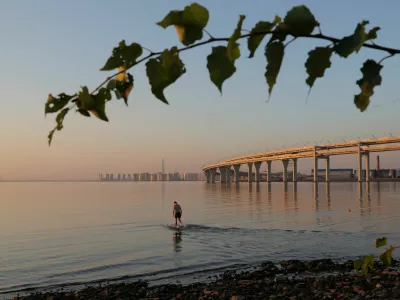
[172,231,183,252]
[1,181,400,296]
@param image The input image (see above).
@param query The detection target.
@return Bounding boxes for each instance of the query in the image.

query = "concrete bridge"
[201,136,400,183]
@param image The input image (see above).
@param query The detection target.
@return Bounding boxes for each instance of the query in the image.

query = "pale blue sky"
[1,1,400,180]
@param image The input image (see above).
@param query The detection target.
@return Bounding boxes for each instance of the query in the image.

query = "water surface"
[1,181,399,297]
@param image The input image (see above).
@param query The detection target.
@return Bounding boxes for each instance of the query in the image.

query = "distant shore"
[10,259,400,300]
[2,178,400,183]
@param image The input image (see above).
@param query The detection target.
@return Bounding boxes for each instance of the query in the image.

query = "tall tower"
[162,159,165,174]
[376,155,380,171]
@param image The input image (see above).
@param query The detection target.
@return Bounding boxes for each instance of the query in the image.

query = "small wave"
[160,224,399,237]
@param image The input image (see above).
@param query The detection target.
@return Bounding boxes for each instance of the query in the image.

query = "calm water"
[1,181,400,297]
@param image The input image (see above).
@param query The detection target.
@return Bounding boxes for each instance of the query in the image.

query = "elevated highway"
[201,136,400,183]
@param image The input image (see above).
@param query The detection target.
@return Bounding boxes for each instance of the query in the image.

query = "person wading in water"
[173,201,183,226]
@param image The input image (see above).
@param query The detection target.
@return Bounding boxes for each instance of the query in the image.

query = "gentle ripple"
[0,181,399,298]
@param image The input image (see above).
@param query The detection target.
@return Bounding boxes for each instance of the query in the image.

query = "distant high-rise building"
[184,173,199,181]
[167,172,180,181]
[139,173,150,181]
[157,172,166,181]
[162,159,165,174]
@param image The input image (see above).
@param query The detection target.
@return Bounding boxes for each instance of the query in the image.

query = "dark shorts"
[175,212,181,219]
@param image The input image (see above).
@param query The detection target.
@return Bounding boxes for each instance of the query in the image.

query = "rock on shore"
[11,259,400,300]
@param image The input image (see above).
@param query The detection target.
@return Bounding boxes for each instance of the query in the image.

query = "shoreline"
[9,259,400,300]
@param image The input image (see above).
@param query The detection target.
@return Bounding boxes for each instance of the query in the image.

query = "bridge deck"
[202,137,400,171]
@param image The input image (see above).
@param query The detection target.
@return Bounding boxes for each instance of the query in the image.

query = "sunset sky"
[1,0,400,180]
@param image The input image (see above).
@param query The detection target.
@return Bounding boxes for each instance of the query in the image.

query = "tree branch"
[87,30,400,98]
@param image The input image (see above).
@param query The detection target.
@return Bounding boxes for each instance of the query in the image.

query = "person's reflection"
[172,231,183,252]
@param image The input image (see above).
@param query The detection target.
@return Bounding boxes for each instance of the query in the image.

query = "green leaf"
[354,259,363,271]
[207,46,236,94]
[269,23,289,44]
[77,109,91,117]
[227,15,245,61]
[157,2,209,46]
[334,21,369,58]
[354,59,383,112]
[305,47,333,89]
[354,94,370,112]
[247,16,280,58]
[45,93,73,115]
[367,27,381,40]
[283,5,318,35]
[48,103,70,146]
[107,80,117,90]
[101,40,142,71]
[375,237,388,248]
[265,41,284,98]
[56,108,69,131]
[146,47,186,104]
[48,129,56,146]
[379,246,394,266]
[77,86,95,110]
[107,80,122,99]
[115,73,134,106]
[89,88,109,122]
[362,254,375,274]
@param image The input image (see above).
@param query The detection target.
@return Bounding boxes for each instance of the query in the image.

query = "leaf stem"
[203,28,214,39]
[379,53,395,64]
[142,46,154,54]
[284,37,297,48]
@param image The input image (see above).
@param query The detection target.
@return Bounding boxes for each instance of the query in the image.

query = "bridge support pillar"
[254,162,262,182]
[226,166,231,183]
[357,143,362,182]
[266,161,272,182]
[282,160,289,182]
[233,164,240,183]
[365,152,370,182]
[210,169,216,183]
[205,170,211,183]
[313,147,318,182]
[248,163,253,183]
[219,167,226,183]
[325,156,330,182]
[292,158,297,182]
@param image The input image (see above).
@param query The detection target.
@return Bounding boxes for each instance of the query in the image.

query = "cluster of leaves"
[45,2,399,145]
[354,237,399,274]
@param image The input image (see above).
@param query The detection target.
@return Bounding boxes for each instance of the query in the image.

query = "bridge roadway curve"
[201,136,400,183]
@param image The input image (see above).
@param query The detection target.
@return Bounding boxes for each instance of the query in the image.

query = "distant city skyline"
[1,1,400,180]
